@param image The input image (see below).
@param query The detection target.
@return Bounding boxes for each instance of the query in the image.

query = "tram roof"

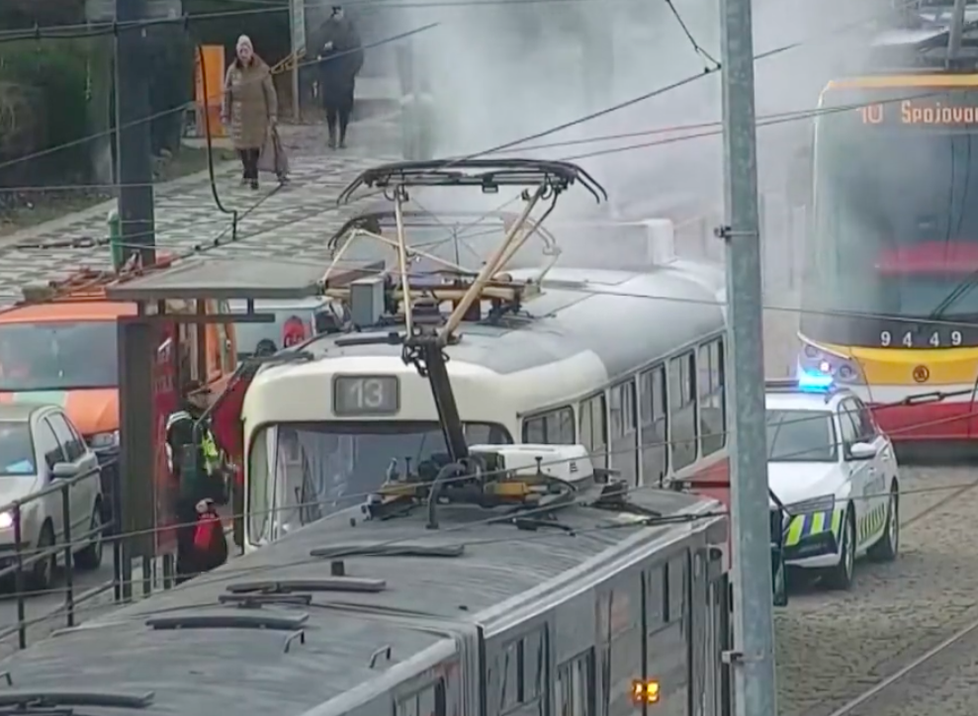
[0,489,724,716]
[277,263,726,382]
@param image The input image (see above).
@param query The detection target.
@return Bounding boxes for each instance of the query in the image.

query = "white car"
[0,403,104,591]
[766,375,900,590]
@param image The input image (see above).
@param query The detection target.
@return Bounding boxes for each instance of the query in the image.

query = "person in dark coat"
[316,6,364,149]
[165,381,229,584]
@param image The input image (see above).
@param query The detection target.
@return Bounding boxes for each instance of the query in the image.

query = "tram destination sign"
[333,375,400,416]
[851,91,978,128]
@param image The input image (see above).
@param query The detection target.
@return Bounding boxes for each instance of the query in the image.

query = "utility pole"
[115,0,156,267]
[289,0,306,122]
[947,0,967,66]
[719,0,778,709]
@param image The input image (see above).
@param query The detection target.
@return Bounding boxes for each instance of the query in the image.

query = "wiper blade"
[0,690,154,710]
[926,269,978,321]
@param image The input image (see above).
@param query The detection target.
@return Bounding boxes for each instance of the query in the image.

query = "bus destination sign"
[858,98,978,126]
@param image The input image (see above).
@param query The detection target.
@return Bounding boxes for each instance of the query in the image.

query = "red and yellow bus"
[797,73,978,450]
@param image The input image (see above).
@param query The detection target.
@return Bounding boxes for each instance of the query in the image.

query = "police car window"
[0,422,35,475]
[766,409,837,462]
[837,406,859,446]
[850,398,878,441]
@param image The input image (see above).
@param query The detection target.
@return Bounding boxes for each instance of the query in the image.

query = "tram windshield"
[247,420,513,545]
[801,85,978,347]
[766,409,837,463]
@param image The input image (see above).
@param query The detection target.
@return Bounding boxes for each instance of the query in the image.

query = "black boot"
[327,127,337,149]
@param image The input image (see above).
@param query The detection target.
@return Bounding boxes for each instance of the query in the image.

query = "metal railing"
[0,460,119,650]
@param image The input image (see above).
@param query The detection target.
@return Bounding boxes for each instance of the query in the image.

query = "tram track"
[779,467,978,716]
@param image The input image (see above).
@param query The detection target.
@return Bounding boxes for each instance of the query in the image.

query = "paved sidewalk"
[0,117,403,304]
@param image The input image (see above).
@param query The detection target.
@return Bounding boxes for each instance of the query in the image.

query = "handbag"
[258,125,290,177]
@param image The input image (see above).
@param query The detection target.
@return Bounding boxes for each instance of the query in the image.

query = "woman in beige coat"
[221,35,278,190]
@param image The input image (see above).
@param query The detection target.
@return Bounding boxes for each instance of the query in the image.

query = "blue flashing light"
[797,370,834,393]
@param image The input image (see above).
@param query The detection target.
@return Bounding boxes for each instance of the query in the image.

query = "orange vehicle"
[0,268,239,532]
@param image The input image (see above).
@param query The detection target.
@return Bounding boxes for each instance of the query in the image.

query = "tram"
[794,18,978,452]
[0,448,733,716]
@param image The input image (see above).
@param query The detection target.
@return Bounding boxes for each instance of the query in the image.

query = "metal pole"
[948,0,967,66]
[114,0,156,267]
[719,0,777,708]
[290,0,306,122]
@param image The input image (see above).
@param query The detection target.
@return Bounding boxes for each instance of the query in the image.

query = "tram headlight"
[797,341,864,386]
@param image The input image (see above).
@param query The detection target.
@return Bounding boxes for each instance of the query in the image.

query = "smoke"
[361,0,888,268]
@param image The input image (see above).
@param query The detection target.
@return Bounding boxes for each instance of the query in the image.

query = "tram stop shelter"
[104,256,382,600]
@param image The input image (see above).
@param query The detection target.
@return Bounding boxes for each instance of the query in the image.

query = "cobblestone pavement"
[830,605,978,716]
[775,468,978,716]
[0,118,402,304]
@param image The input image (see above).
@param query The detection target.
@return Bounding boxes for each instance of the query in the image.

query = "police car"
[767,374,900,590]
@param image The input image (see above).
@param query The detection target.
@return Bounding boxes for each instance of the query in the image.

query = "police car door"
[839,398,883,550]
[852,396,891,544]
[837,400,869,544]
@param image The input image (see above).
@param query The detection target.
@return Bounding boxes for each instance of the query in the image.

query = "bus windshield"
[247,420,513,545]
[802,85,978,347]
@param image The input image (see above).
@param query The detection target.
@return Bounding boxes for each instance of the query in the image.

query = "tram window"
[500,640,520,712]
[556,650,594,716]
[397,680,445,716]
[579,394,608,468]
[665,554,688,623]
[669,353,698,471]
[646,565,666,631]
[639,366,668,483]
[698,338,726,456]
[609,380,638,484]
[522,407,575,445]
[523,627,546,702]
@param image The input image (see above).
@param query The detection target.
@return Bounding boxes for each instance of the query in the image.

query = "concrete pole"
[114,0,156,267]
[719,0,778,708]
[948,0,967,66]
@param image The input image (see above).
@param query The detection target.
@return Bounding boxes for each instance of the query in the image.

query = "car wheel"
[868,482,899,562]
[822,507,856,590]
[74,503,104,570]
[27,521,56,592]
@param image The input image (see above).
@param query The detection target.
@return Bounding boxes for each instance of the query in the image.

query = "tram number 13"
[880,330,963,348]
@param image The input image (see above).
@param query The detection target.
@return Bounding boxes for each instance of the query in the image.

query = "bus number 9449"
[880,330,963,348]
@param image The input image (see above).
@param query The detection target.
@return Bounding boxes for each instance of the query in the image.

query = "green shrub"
[0,40,90,181]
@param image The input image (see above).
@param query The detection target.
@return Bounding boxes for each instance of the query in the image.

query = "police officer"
[166,380,228,583]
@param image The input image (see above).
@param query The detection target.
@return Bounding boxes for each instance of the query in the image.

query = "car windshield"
[766,409,837,463]
[248,420,512,545]
[0,422,35,475]
[0,321,118,391]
